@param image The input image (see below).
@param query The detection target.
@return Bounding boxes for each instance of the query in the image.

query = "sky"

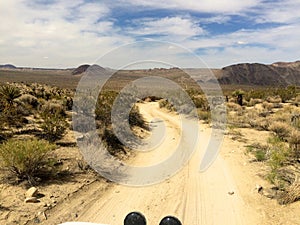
[0,0,300,69]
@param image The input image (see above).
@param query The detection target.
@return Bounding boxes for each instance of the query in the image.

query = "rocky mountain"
[0,64,17,69]
[218,61,300,86]
[72,64,90,75]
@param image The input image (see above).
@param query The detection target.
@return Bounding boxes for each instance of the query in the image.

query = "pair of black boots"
[124,212,182,225]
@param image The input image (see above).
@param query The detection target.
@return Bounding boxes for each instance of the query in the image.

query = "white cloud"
[199,15,231,24]
[0,0,299,69]
[253,0,300,24]
[118,0,261,13]
[127,16,204,40]
[0,0,132,68]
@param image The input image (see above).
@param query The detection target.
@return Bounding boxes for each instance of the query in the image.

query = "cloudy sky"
[0,0,300,69]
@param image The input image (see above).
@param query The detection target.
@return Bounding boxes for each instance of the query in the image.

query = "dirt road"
[61,102,259,225]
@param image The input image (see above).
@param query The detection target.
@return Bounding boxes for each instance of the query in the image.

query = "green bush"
[40,101,66,116]
[267,136,289,186]
[0,106,26,128]
[197,109,211,122]
[246,143,268,161]
[0,139,57,182]
[232,89,245,97]
[40,113,68,142]
[254,149,267,161]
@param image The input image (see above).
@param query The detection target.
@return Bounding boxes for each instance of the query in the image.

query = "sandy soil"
[2,102,300,225]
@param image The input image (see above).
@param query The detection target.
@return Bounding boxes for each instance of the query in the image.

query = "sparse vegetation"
[246,143,269,161]
[266,136,290,187]
[269,121,292,141]
[40,112,68,142]
[227,86,300,204]
[0,139,57,183]
[158,98,176,111]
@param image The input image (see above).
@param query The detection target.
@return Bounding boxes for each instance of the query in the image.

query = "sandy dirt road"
[66,102,260,225]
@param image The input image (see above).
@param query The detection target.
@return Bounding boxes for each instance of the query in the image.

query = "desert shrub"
[0,106,26,128]
[266,136,290,186]
[269,121,292,140]
[15,94,39,109]
[95,91,118,126]
[158,99,175,111]
[232,89,245,97]
[262,101,274,111]
[275,86,298,103]
[247,143,269,161]
[197,110,211,122]
[266,96,282,104]
[186,88,203,98]
[40,101,66,116]
[40,113,68,142]
[289,129,300,158]
[227,102,242,112]
[129,105,148,130]
[294,95,300,106]
[278,180,300,205]
[249,117,270,130]
[247,98,263,107]
[291,114,300,129]
[0,85,21,107]
[0,139,57,183]
[191,95,209,110]
[101,128,124,155]
[270,111,291,124]
[244,89,267,101]
[255,149,267,161]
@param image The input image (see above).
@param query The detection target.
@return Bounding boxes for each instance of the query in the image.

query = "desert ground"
[0,69,299,225]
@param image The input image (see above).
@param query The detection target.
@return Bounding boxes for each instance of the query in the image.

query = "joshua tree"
[0,85,21,107]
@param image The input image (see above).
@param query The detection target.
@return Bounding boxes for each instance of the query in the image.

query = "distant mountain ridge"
[72,64,90,75]
[219,61,300,86]
[0,64,17,69]
[1,60,299,86]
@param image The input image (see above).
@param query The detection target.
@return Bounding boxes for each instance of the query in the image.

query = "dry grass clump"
[40,101,66,116]
[249,117,270,130]
[262,101,274,111]
[266,96,282,104]
[289,129,300,158]
[268,121,292,140]
[278,178,300,205]
[248,98,263,107]
[15,94,39,109]
[197,110,211,123]
[227,102,242,112]
[294,95,300,106]
[269,111,291,124]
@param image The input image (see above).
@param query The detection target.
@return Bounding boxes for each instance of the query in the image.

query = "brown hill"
[219,61,300,86]
[72,64,90,75]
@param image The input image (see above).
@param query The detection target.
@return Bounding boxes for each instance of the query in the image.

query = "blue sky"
[0,0,300,68]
